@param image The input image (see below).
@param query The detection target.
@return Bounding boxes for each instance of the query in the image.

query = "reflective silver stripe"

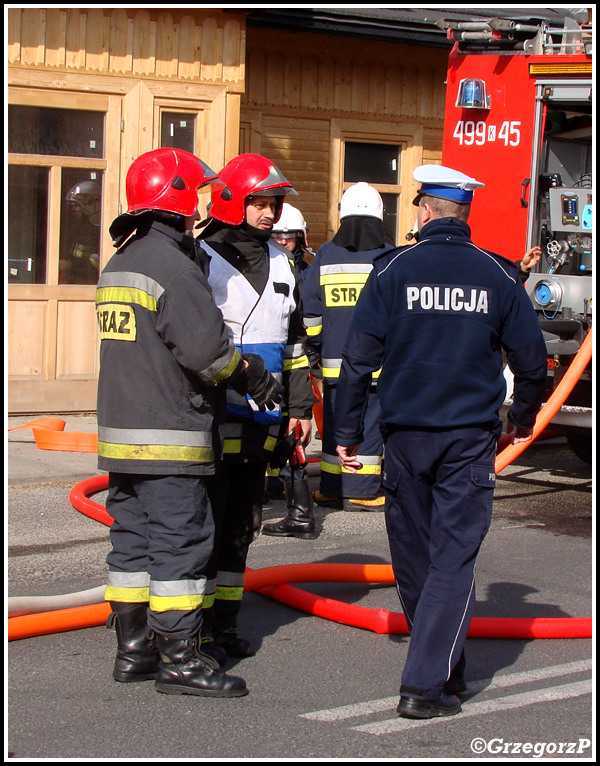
[203,578,217,597]
[322,358,342,369]
[319,263,373,276]
[216,571,245,587]
[202,345,241,386]
[285,342,305,359]
[321,452,340,465]
[107,571,150,588]
[222,423,243,439]
[303,316,322,327]
[98,427,212,447]
[150,579,207,597]
[97,271,165,302]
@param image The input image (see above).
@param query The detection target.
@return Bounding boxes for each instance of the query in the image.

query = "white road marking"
[300,659,592,722]
[353,680,592,735]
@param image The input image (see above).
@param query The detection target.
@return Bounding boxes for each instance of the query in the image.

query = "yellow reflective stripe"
[264,435,277,452]
[98,442,214,463]
[96,286,157,311]
[215,586,244,602]
[149,594,204,612]
[346,463,381,475]
[283,354,309,371]
[209,347,242,386]
[322,367,381,379]
[306,324,322,336]
[320,459,381,476]
[223,439,242,454]
[104,586,150,603]
[202,593,216,609]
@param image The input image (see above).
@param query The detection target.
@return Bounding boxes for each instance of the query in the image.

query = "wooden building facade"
[7,7,447,414]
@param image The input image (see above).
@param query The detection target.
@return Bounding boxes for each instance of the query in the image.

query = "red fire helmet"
[209,153,297,226]
[126,148,221,217]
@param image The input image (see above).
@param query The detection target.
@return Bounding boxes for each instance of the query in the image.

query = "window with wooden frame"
[330,119,423,246]
[7,91,117,287]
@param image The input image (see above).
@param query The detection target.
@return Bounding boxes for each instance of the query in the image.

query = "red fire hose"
[8,329,592,641]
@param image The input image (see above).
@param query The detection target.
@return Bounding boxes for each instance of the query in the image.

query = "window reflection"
[8,106,104,158]
[161,112,196,154]
[344,142,400,185]
[59,170,103,285]
[7,165,49,284]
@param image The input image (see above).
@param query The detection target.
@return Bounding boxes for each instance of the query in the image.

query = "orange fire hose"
[8,329,592,641]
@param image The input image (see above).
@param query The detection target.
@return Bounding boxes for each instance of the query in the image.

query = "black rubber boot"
[155,634,248,697]
[262,478,317,539]
[107,601,160,683]
[200,606,227,667]
[214,606,255,658]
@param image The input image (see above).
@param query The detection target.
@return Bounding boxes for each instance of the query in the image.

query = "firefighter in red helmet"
[196,154,316,662]
[97,148,283,698]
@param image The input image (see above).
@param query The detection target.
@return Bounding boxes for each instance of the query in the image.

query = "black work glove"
[239,353,284,412]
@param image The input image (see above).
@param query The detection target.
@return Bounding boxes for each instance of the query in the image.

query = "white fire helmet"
[339,182,383,221]
[271,203,308,242]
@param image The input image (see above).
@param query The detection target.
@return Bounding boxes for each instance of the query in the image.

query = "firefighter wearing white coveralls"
[97,148,283,698]
[196,154,315,662]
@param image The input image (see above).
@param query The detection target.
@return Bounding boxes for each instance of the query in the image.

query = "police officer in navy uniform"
[334,165,547,719]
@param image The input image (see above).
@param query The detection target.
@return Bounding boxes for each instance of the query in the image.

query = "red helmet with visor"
[126,148,221,217]
[209,153,297,226]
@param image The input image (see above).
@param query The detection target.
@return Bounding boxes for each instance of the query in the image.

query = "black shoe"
[262,516,317,539]
[443,679,468,696]
[214,629,255,658]
[155,634,248,697]
[397,692,462,719]
[107,602,160,683]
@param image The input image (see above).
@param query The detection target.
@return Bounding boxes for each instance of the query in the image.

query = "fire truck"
[439,12,593,463]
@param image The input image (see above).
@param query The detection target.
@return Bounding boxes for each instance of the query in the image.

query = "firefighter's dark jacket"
[335,217,548,445]
[302,240,389,384]
[96,220,243,475]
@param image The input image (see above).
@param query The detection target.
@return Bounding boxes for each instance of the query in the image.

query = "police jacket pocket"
[382,469,399,494]
[470,464,496,489]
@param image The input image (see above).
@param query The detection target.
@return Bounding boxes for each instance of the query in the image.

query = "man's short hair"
[420,194,471,222]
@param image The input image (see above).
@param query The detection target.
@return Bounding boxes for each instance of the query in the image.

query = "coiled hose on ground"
[7,329,593,641]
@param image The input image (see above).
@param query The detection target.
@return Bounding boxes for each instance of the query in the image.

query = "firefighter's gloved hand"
[242,353,284,412]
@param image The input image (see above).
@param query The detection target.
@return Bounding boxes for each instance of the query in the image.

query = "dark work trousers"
[321,383,384,499]
[382,427,497,700]
[106,473,215,638]
[203,459,266,630]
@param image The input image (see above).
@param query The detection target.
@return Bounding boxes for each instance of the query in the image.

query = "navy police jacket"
[334,217,547,444]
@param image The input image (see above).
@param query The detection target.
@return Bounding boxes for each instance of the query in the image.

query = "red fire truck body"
[439,15,593,462]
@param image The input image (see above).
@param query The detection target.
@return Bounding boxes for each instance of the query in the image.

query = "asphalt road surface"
[7,433,593,760]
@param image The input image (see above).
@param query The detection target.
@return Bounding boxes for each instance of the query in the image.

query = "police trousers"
[105,473,215,639]
[321,383,383,499]
[382,426,497,700]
